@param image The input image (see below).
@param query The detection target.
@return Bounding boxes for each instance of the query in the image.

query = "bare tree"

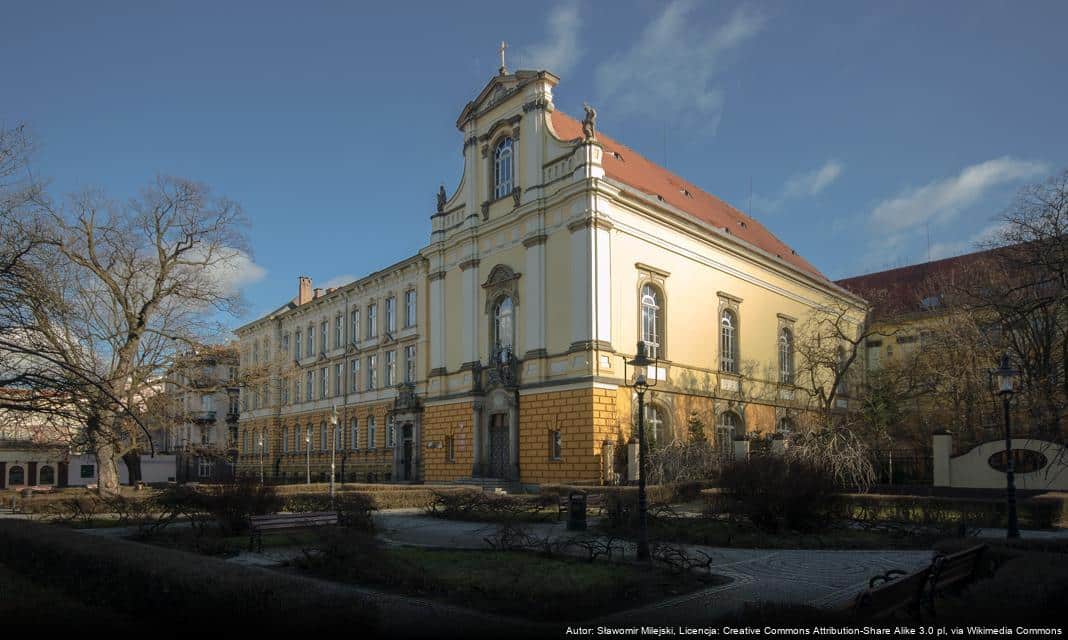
[1,157,250,493]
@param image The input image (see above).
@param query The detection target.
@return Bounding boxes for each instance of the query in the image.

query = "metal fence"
[870,449,933,485]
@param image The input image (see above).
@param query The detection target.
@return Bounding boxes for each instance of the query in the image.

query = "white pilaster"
[523,233,546,356]
[460,256,481,364]
[569,220,593,348]
[429,266,446,373]
[593,221,612,348]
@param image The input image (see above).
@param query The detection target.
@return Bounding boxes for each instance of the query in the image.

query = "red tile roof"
[835,245,1006,316]
[549,110,827,281]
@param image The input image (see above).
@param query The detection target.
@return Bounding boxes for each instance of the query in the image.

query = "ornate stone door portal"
[488,414,509,478]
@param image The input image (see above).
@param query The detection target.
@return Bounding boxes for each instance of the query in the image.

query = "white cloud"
[928,222,1010,261]
[870,157,1047,234]
[594,1,766,133]
[318,274,357,291]
[754,160,843,213]
[204,248,266,296]
[516,5,583,76]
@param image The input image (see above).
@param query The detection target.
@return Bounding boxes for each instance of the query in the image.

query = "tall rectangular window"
[385,350,396,387]
[319,366,328,399]
[306,324,314,356]
[334,362,342,396]
[320,423,327,451]
[385,297,396,333]
[367,303,378,338]
[350,418,358,450]
[350,308,360,343]
[386,416,395,448]
[550,430,562,460]
[350,358,360,392]
[405,290,417,328]
[405,345,417,383]
[335,315,343,348]
[320,321,328,354]
[252,342,259,365]
[294,329,302,359]
[367,355,377,390]
[281,377,289,405]
[282,333,290,357]
[305,371,313,402]
[445,436,455,462]
[293,378,300,405]
[368,416,377,449]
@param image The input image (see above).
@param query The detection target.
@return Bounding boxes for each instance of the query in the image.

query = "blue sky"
[5,0,1066,327]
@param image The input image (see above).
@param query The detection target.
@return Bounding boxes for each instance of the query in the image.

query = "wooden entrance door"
[488,413,509,478]
[402,424,413,481]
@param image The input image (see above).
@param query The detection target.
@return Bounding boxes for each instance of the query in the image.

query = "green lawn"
[599,516,945,550]
[297,542,719,619]
[142,527,321,556]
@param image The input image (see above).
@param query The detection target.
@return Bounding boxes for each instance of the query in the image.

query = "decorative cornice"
[480,201,490,220]
[523,348,548,359]
[459,360,481,372]
[635,262,671,278]
[522,233,548,248]
[428,367,448,378]
[458,258,481,272]
[776,313,797,323]
[567,217,613,233]
[522,97,553,113]
[428,271,447,282]
[464,136,478,149]
[717,291,744,305]
[568,340,613,354]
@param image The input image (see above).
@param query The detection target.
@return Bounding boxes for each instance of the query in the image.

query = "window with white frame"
[404,290,416,327]
[779,328,794,384]
[261,382,268,407]
[367,303,377,338]
[295,426,302,452]
[320,321,328,354]
[405,345,416,383]
[320,422,327,451]
[281,377,289,405]
[550,430,562,460]
[198,458,213,478]
[385,296,396,333]
[282,333,290,357]
[306,324,314,356]
[640,284,663,359]
[446,436,455,462]
[368,416,377,449]
[387,415,395,447]
[252,342,259,365]
[720,309,738,373]
[319,366,328,399]
[716,411,741,456]
[350,358,360,392]
[385,350,396,387]
[492,296,514,357]
[493,137,514,199]
[292,378,300,405]
[294,329,302,359]
[282,426,289,453]
[367,354,377,390]
[334,422,342,450]
[350,417,358,450]
[334,362,342,396]
[777,417,794,437]
[644,403,666,447]
[350,308,360,343]
[305,371,313,402]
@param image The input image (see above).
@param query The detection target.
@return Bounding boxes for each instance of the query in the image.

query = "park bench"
[248,511,338,552]
[557,492,604,520]
[852,544,988,619]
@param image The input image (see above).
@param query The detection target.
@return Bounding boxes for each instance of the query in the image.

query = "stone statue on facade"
[582,103,597,141]
[436,185,447,213]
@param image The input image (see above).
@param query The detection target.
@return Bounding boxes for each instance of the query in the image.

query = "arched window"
[720,310,738,373]
[640,284,663,359]
[716,411,742,455]
[644,403,667,446]
[779,328,794,384]
[492,296,515,359]
[38,465,55,485]
[493,137,514,199]
[8,465,24,486]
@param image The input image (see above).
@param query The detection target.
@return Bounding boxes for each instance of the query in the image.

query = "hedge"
[281,487,478,511]
[0,519,379,631]
[540,480,716,504]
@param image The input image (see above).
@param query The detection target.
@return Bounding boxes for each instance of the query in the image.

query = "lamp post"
[991,354,1021,539]
[257,432,264,485]
[621,340,658,561]
[329,405,338,506]
[305,429,311,485]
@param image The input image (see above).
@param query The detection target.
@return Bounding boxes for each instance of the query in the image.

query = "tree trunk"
[95,443,122,495]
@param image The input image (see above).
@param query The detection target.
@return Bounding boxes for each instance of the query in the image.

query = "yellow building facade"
[236,66,865,486]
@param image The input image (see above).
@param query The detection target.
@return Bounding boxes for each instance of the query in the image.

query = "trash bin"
[567,491,588,531]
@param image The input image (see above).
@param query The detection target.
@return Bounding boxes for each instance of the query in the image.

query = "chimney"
[298,276,312,305]
[314,288,323,299]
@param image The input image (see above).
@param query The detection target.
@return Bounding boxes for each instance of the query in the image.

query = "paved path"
[374,510,935,624]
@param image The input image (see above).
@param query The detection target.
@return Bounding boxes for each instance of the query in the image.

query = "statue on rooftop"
[582,103,597,141]
[436,184,447,213]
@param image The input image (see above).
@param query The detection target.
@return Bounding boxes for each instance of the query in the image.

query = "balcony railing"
[190,410,217,423]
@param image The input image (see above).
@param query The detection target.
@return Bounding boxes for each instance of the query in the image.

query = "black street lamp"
[621,340,658,561]
[257,432,264,485]
[329,405,339,506]
[305,428,311,485]
[991,353,1021,539]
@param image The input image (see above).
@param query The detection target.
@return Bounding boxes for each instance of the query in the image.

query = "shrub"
[281,492,376,531]
[718,457,842,532]
[0,519,379,631]
[843,494,1063,530]
[425,490,554,522]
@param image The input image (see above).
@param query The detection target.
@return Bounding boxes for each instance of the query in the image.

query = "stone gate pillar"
[933,430,952,487]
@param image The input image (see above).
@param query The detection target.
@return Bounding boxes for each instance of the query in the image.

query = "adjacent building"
[235,65,866,486]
